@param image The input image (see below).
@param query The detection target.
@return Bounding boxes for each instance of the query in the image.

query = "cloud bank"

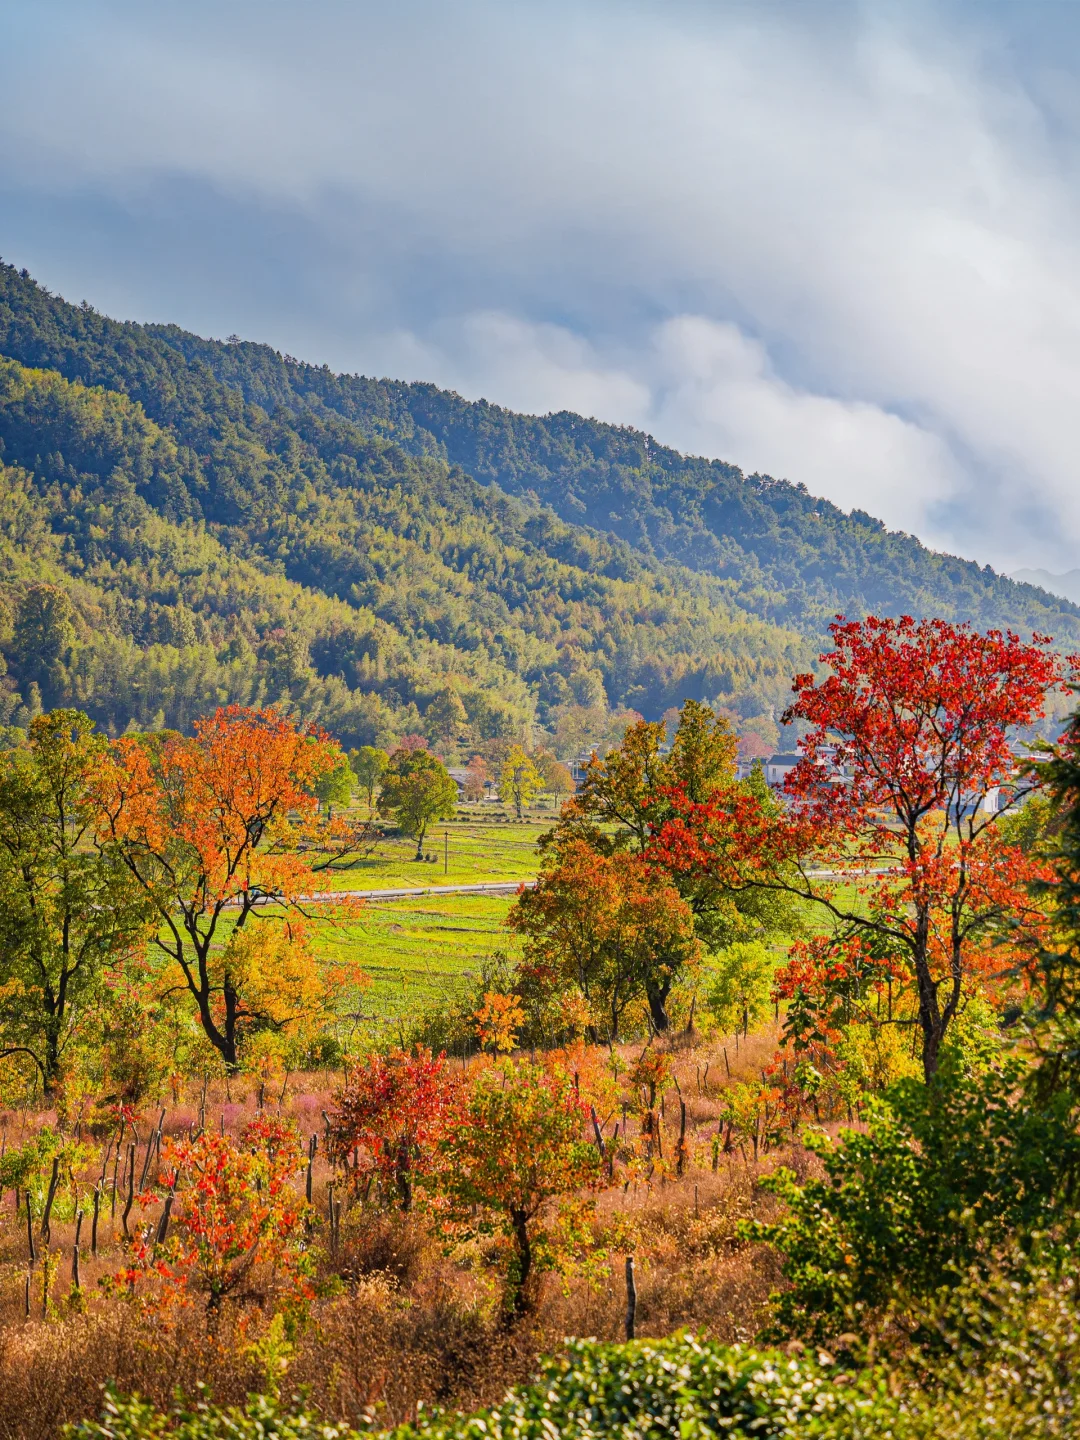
[4,0,1080,568]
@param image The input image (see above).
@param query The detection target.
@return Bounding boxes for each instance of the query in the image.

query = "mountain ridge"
[0,257,1075,753]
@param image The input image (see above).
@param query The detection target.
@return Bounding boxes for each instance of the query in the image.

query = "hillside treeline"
[0,259,1076,748]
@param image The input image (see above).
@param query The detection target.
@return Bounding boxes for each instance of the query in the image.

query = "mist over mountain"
[0,259,1076,753]
[1010,568,1080,608]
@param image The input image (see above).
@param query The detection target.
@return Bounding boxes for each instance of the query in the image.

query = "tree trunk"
[912,921,946,1083]
[508,1208,532,1318]
[42,1021,62,1100]
[395,1139,413,1211]
[644,979,671,1033]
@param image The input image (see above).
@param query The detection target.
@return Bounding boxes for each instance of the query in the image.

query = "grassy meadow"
[313,808,550,891]
[315,892,521,1033]
[303,809,547,1035]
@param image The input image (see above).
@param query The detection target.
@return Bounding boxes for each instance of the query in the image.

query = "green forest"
[0,259,1076,755]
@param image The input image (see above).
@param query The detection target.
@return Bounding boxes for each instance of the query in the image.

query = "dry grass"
[0,1031,821,1437]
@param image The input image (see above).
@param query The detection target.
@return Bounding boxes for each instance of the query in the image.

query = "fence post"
[624,1256,637,1340]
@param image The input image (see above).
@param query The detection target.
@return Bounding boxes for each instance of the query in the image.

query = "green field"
[314,891,519,1033]
[312,811,548,892]
[306,812,543,1032]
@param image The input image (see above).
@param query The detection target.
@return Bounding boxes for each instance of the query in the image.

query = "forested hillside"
[0,258,1075,746]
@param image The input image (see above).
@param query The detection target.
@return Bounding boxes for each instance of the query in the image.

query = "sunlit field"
[313,891,521,1035]
[311,810,549,892]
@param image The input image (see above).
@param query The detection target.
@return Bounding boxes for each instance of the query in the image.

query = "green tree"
[349,744,388,811]
[509,839,700,1039]
[705,940,776,1038]
[425,685,469,746]
[560,700,800,952]
[11,583,75,703]
[534,747,574,807]
[0,709,148,1094]
[500,745,543,819]
[747,1055,1080,1342]
[314,755,353,816]
[379,748,457,859]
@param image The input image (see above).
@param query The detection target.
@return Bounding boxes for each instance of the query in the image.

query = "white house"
[765,753,802,788]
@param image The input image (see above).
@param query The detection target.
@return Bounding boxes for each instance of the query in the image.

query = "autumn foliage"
[121,1117,312,1313]
[91,706,363,1070]
[509,838,700,1039]
[653,616,1069,1078]
[434,1059,604,1316]
[328,1047,453,1209]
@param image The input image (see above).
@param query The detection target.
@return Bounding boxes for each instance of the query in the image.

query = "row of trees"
[1,612,1073,1112]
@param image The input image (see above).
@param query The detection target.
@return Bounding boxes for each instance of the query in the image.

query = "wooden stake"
[156,1184,176,1246]
[624,1256,637,1340]
[122,1142,136,1240]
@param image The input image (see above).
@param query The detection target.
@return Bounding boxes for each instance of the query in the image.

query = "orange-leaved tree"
[508,837,700,1039]
[121,1116,311,1312]
[433,1059,604,1317]
[474,992,526,1053]
[653,616,1067,1080]
[328,1047,453,1210]
[91,706,365,1071]
[542,700,796,1029]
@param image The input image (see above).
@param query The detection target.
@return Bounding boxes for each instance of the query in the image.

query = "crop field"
[314,891,521,1033]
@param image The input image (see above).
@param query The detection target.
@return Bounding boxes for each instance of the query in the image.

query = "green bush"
[67,1386,359,1440]
[746,1055,1080,1341]
[384,1335,908,1440]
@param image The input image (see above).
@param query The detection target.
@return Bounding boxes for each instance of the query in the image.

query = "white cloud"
[648,318,963,537]
[6,2,1080,567]
[381,312,652,423]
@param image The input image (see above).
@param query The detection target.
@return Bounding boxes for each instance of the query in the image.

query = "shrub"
[382,1334,908,1440]
[67,1385,359,1439]
[746,1055,1080,1341]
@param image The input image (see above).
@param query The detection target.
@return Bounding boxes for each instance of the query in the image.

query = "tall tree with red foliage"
[652,616,1069,1080]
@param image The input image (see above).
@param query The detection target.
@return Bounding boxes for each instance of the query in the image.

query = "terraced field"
[308,812,543,1036]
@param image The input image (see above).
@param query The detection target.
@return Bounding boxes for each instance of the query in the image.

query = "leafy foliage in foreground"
[748,1055,1080,1342]
[384,1337,898,1440]
[68,1385,358,1440]
[69,1340,897,1440]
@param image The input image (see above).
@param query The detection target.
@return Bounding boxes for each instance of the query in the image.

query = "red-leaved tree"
[328,1048,452,1210]
[653,616,1067,1080]
[121,1116,311,1313]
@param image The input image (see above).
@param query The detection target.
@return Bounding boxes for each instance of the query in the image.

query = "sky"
[4,0,1080,574]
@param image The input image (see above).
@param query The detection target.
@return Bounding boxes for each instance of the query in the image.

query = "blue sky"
[4,0,1080,573]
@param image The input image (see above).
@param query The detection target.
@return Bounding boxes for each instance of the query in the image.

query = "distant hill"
[1011,568,1080,608]
[0,258,1076,751]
